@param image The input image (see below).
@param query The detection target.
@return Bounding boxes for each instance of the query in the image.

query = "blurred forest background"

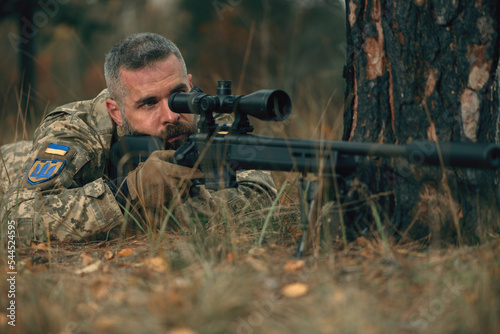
[0,0,347,145]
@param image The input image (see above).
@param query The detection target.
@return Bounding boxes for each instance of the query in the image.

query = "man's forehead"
[121,55,184,81]
[120,57,188,96]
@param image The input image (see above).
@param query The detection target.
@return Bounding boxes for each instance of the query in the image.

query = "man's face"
[107,55,196,150]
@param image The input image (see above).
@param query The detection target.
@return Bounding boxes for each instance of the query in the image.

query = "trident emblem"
[26,159,66,185]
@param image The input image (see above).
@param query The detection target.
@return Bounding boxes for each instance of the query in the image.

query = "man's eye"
[143,100,157,108]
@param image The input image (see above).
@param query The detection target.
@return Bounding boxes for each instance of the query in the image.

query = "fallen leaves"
[144,257,169,273]
[283,260,305,273]
[281,282,309,298]
[104,250,114,260]
[118,248,134,258]
[73,245,170,276]
[31,241,48,250]
[80,252,93,266]
[75,261,102,275]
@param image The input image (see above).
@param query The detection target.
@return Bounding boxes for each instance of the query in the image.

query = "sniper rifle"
[111,80,500,256]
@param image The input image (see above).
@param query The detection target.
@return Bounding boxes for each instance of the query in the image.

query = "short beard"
[121,111,196,150]
[159,121,197,150]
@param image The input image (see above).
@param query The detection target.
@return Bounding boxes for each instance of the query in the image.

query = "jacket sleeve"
[170,169,278,233]
[5,106,124,242]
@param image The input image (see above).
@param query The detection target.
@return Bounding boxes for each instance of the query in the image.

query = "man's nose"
[160,99,180,123]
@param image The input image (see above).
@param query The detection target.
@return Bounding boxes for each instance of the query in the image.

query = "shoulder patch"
[45,143,69,156]
[26,159,66,185]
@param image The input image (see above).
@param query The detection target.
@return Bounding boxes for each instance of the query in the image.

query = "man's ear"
[188,74,193,89]
[106,99,123,127]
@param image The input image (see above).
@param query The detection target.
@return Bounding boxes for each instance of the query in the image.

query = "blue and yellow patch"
[45,143,69,156]
[26,159,66,185]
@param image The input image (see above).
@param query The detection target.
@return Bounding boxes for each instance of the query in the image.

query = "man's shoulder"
[47,89,111,118]
[40,89,115,135]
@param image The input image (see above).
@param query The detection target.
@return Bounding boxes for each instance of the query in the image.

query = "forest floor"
[1,206,500,334]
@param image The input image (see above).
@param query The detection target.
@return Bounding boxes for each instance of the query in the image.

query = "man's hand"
[126,150,203,208]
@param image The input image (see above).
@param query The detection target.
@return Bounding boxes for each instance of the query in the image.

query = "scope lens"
[267,90,291,121]
[238,89,291,121]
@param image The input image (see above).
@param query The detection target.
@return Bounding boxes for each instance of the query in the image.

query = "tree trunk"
[344,0,500,244]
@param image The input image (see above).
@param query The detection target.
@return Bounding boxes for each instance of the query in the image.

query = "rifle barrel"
[187,134,500,171]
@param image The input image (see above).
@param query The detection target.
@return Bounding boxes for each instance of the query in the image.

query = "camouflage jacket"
[1,89,277,242]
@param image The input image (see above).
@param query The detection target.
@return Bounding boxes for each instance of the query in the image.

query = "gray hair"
[104,33,188,106]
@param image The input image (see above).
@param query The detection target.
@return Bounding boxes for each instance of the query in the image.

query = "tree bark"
[344,0,500,244]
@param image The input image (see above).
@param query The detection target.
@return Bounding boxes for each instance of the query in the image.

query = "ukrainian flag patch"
[26,159,66,185]
[45,143,69,156]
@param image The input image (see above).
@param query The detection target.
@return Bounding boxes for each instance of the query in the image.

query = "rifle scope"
[168,80,291,121]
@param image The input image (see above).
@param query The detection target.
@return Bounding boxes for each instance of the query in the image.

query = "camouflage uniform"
[1,141,33,203]
[1,89,277,242]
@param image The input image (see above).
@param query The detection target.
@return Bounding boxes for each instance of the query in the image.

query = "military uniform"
[1,89,277,242]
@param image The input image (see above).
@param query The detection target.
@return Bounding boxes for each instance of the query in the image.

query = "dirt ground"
[1,223,499,334]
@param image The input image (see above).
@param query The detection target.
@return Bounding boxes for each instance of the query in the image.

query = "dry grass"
[1,230,499,334]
